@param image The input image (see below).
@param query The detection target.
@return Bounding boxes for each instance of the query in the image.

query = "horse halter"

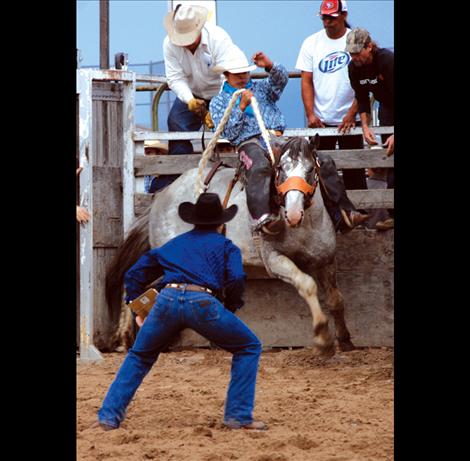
[274,162,319,209]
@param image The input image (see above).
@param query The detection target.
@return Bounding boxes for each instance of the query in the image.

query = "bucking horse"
[106,135,355,357]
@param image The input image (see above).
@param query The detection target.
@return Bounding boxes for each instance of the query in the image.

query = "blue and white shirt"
[209,63,288,147]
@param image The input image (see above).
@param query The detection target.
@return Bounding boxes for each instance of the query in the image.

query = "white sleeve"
[295,37,313,72]
[163,38,194,104]
[208,26,234,66]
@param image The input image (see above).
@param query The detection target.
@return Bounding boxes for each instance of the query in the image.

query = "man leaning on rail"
[346,27,394,231]
[209,45,368,236]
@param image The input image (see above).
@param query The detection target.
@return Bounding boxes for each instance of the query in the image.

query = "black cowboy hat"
[178,193,238,226]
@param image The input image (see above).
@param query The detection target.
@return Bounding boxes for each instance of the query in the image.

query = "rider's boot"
[254,213,284,235]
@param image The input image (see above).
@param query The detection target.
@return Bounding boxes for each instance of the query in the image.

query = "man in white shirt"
[148,4,235,192]
[295,0,366,191]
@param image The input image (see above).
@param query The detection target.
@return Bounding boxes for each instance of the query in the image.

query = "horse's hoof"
[312,342,335,358]
[338,340,356,352]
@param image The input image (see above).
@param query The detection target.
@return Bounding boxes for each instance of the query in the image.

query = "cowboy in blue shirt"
[94,193,266,431]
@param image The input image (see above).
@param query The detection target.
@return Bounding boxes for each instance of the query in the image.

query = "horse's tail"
[105,207,151,320]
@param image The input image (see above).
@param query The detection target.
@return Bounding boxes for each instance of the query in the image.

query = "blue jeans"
[146,98,205,193]
[98,287,262,428]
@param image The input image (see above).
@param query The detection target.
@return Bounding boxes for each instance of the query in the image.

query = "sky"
[77,0,394,128]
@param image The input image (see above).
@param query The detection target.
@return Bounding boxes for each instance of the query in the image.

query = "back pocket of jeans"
[191,299,220,322]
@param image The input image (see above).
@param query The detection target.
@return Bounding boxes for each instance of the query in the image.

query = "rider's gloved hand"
[203,111,214,129]
[188,98,208,118]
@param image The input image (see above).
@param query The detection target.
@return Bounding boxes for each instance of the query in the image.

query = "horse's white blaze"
[285,190,304,226]
[281,151,309,226]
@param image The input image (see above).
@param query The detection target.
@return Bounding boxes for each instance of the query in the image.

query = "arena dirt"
[77,347,393,461]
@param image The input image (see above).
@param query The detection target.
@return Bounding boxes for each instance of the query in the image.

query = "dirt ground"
[77,347,393,461]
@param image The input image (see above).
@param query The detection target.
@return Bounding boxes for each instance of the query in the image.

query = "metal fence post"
[122,73,137,235]
[77,69,104,362]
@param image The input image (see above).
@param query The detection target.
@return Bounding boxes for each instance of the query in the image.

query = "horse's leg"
[315,259,355,352]
[264,249,335,357]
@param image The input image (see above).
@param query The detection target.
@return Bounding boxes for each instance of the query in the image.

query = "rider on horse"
[209,46,368,235]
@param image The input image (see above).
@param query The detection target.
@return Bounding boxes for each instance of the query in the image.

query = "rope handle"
[195,89,244,197]
[250,97,276,165]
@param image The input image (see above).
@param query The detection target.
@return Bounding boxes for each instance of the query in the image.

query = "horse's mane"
[281,137,310,162]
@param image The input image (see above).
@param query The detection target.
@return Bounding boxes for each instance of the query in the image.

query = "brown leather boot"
[341,209,369,228]
[225,420,268,430]
[261,220,283,235]
[259,214,283,235]
[375,218,394,230]
[90,421,118,431]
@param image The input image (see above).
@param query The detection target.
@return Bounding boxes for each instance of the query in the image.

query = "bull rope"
[195,90,276,197]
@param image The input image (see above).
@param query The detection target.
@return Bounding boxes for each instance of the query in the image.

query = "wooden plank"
[92,100,103,165]
[93,166,123,247]
[134,188,393,217]
[321,148,393,169]
[135,192,154,216]
[134,149,393,176]
[93,248,121,351]
[92,82,124,168]
[134,154,238,176]
[92,81,124,101]
[347,189,394,209]
[106,101,118,166]
[133,126,394,141]
[336,227,394,270]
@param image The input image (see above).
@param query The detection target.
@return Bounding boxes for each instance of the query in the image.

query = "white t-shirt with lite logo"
[296,29,357,125]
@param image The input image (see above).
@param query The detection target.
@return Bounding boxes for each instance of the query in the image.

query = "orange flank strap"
[276,176,316,197]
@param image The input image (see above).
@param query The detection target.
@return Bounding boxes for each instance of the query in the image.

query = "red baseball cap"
[319,0,348,17]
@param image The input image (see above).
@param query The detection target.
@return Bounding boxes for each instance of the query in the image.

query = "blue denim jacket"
[209,63,288,146]
[124,228,246,311]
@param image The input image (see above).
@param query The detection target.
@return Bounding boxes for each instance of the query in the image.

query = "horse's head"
[275,135,320,227]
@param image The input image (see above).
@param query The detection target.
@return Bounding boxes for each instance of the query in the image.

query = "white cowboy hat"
[212,45,257,74]
[144,139,168,153]
[163,4,208,46]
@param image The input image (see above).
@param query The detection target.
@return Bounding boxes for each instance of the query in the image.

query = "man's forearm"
[300,72,315,118]
[360,112,372,128]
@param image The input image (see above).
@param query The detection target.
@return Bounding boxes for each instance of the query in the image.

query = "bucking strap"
[204,159,223,187]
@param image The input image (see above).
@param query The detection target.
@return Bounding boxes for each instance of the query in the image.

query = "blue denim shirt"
[209,63,288,147]
[124,228,246,311]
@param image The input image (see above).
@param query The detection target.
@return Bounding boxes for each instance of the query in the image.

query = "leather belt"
[165,283,213,294]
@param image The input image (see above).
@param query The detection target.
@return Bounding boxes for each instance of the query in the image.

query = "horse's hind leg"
[315,260,355,352]
[264,250,335,357]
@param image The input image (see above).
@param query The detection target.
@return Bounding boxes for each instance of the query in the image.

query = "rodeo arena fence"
[77,68,394,362]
